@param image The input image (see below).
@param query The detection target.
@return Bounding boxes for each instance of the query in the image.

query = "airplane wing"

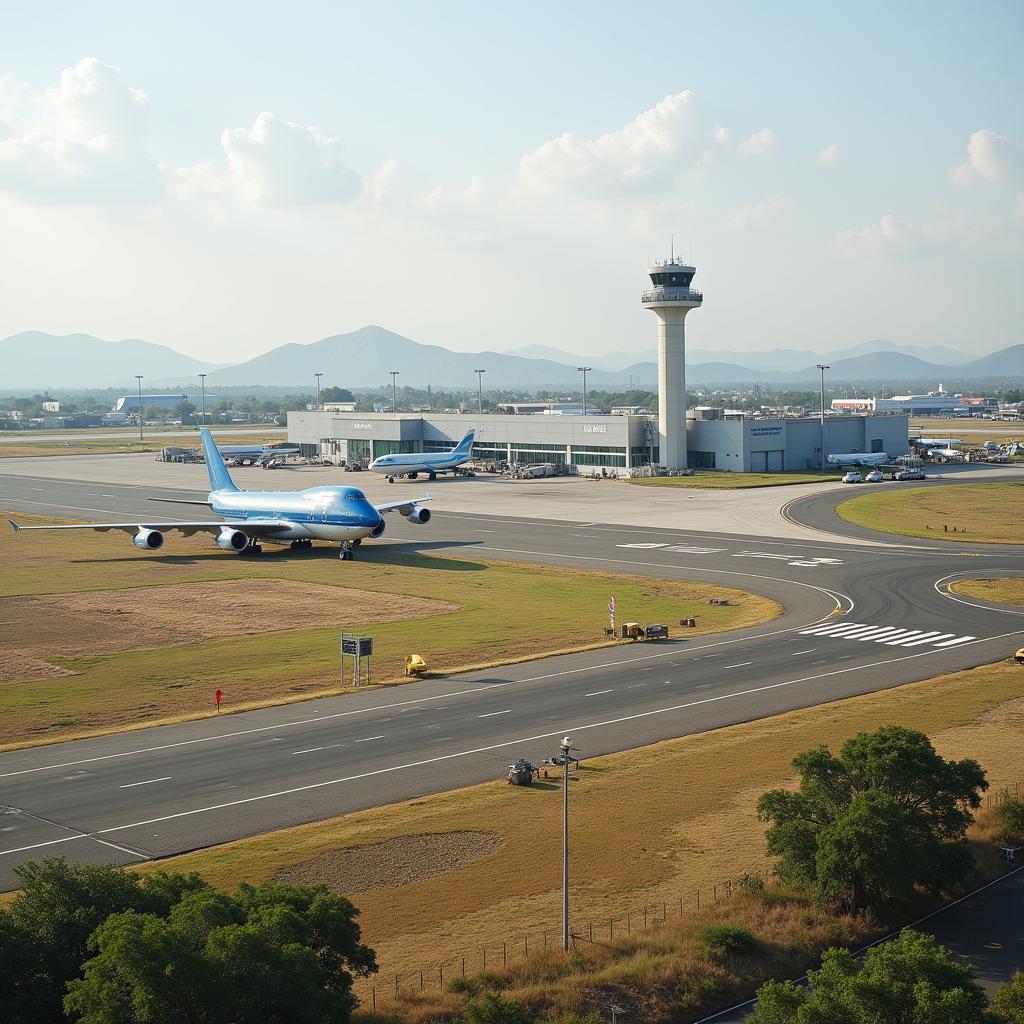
[7,519,291,538]
[149,497,214,507]
[373,494,432,516]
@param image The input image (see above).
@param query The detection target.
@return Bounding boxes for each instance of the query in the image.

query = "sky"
[1,0,1022,364]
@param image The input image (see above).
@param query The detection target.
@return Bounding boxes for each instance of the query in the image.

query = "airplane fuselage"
[368,451,470,477]
[209,485,384,543]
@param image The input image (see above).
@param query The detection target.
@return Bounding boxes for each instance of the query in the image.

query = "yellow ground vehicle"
[1015,648,1024,665]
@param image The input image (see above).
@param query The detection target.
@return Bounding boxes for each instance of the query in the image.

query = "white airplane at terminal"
[7,427,431,560]
[927,447,967,462]
[369,428,476,482]
[826,452,889,467]
[213,441,301,465]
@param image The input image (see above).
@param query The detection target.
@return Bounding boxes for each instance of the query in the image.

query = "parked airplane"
[910,437,962,450]
[826,452,889,467]
[213,441,301,466]
[369,429,476,482]
[927,447,967,462]
[7,427,431,560]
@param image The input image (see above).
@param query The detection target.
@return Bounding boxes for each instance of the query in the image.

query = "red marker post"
[214,688,223,712]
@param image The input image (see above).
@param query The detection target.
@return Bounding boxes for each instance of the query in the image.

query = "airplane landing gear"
[409,472,419,480]
[339,541,355,561]
[428,470,436,481]
[289,539,313,550]
[387,476,395,483]
[241,541,263,556]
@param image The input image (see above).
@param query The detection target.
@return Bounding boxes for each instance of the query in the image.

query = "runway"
[2,467,1023,892]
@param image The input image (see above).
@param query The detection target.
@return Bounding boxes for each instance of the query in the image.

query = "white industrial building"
[288,257,909,475]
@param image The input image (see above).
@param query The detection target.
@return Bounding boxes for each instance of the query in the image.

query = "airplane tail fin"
[453,429,475,456]
[200,427,239,493]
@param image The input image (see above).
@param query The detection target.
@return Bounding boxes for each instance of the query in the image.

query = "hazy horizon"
[2,2,1022,362]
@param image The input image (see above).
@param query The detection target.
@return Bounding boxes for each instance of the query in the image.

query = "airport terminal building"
[287,409,909,475]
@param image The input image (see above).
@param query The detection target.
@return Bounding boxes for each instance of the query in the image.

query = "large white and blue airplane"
[369,428,476,482]
[7,427,431,560]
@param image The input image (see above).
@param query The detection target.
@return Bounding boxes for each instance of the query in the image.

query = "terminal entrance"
[750,450,784,472]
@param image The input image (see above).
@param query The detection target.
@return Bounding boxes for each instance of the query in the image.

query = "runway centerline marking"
[4,630,1020,861]
[585,689,613,697]
[478,710,511,718]
[724,662,753,669]
[119,777,171,789]
[292,747,325,755]
[791,649,817,655]
[354,735,385,742]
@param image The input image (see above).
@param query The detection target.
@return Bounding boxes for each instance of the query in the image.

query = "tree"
[321,386,354,403]
[993,800,1024,847]
[757,726,986,912]
[65,880,377,1024]
[992,971,1024,1022]
[749,929,990,1024]
[1,858,209,1024]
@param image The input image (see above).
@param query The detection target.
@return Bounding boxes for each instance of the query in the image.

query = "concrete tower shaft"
[641,257,703,471]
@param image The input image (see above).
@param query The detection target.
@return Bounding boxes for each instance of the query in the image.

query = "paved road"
[1,469,1023,891]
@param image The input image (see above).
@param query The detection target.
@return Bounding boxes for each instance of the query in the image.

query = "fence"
[358,781,1024,1012]
[359,867,769,1012]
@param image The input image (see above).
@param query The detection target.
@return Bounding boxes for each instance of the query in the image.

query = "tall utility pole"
[198,373,207,429]
[577,367,591,417]
[314,372,323,464]
[474,368,486,415]
[135,375,144,440]
[560,735,573,950]
[816,364,830,470]
[389,371,399,414]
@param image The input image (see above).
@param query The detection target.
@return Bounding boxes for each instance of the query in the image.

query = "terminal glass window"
[372,440,418,458]
[688,450,716,470]
[347,439,370,461]
[571,445,627,468]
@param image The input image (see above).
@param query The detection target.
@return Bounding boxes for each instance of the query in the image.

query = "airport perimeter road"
[1,469,1023,889]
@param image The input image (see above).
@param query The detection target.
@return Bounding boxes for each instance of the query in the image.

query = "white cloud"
[816,143,840,167]
[518,90,700,195]
[0,58,160,202]
[724,195,789,231]
[362,157,401,205]
[834,213,918,255]
[736,128,776,157]
[713,126,732,146]
[950,129,1019,185]
[219,112,362,205]
[416,176,487,213]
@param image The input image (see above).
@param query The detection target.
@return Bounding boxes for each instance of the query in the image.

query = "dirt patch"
[272,831,505,895]
[0,579,457,680]
[0,651,77,685]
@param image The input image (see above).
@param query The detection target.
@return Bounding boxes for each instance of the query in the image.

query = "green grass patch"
[836,482,1024,544]
[630,472,839,490]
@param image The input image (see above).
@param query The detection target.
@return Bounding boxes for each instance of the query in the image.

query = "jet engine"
[370,518,386,538]
[216,528,250,552]
[405,505,431,524]
[132,528,164,549]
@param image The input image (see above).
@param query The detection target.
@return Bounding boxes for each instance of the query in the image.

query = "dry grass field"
[139,657,1024,1013]
[950,577,1024,607]
[0,510,778,748]
[836,482,1024,544]
[630,471,839,489]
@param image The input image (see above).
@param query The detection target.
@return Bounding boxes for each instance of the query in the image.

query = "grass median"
[630,471,839,489]
[131,656,1024,1017]
[836,481,1024,544]
[0,510,779,748]
[950,578,1024,607]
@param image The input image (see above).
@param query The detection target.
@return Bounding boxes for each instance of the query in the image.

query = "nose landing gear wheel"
[339,542,355,560]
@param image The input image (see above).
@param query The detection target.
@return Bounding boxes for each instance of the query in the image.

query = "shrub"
[461,991,532,1024]
[697,922,758,958]
[994,799,1024,846]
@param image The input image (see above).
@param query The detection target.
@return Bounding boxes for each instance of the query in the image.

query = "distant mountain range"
[0,332,226,389]
[2,327,1021,391]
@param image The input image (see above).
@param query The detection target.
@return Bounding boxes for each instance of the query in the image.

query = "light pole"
[389,371,399,414]
[816,364,830,470]
[198,373,206,430]
[135,375,144,441]
[474,368,486,415]
[544,735,578,951]
[314,372,323,464]
[577,367,591,416]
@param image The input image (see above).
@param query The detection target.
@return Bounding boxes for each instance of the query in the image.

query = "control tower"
[641,257,703,470]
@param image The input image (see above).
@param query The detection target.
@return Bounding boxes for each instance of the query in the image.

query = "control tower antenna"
[640,253,704,471]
